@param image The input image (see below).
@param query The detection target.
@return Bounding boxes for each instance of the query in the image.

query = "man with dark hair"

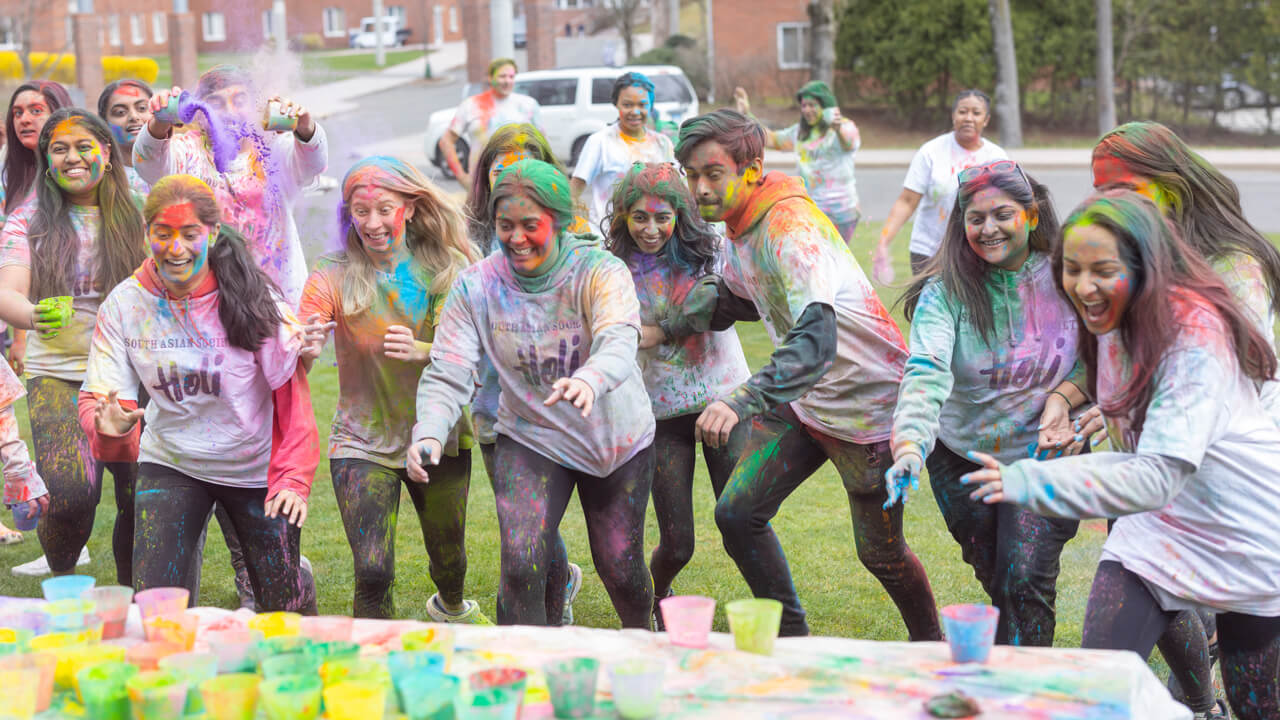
[440,58,541,189]
[654,109,941,638]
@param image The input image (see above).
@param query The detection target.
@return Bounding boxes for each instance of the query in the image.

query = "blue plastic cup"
[11,501,40,531]
[941,604,999,663]
[41,575,96,602]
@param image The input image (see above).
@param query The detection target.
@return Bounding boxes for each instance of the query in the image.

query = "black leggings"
[331,454,470,618]
[490,435,653,628]
[714,404,940,639]
[926,442,1079,646]
[648,413,745,600]
[29,376,135,580]
[133,462,316,614]
[1083,561,1280,720]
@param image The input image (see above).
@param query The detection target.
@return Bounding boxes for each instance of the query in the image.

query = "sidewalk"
[766,146,1280,169]
[294,40,467,120]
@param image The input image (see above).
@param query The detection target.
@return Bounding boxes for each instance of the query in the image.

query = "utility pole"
[491,0,514,60]
[704,0,714,102]
[1096,0,1117,132]
[374,0,386,66]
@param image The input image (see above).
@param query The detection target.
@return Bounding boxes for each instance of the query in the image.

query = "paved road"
[296,77,1280,245]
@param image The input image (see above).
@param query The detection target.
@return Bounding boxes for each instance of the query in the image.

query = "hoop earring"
[44,168,52,179]
[104,162,112,173]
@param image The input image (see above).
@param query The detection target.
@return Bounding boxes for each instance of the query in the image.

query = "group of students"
[0,62,1277,720]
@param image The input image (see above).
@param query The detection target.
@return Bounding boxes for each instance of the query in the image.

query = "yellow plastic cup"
[0,653,56,712]
[0,667,39,719]
[323,680,387,720]
[250,611,302,639]
[200,672,261,720]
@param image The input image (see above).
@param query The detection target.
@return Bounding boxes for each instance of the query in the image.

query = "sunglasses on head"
[957,159,1030,190]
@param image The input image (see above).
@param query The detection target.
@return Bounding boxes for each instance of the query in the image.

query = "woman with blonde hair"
[299,156,488,621]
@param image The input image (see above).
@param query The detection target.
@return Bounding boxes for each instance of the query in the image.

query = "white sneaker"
[11,547,90,577]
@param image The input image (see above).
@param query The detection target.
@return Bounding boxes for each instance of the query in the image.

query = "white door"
[433,5,444,45]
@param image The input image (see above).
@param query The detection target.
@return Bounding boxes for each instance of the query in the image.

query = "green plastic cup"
[725,598,783,655]
[261,650,321,679]
[466,686,520,719]
[260,673,324,720]
[200,673,261,720]
[301,639,360,666]
[396,672,459,720]
[125,670,189,720]
[544,657,599,718]
[607,658,665,719]
[387,649,445,710]
[253,636,313,671]
[158,651,218,713]
[76,661,137,720]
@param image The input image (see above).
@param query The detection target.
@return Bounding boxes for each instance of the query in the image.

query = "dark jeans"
[714,403,940,639]
[926,441,1079,646]
[331,454,470,618]
[133,462,316,613]
[28,376,103,575]
[649,413,747,600]
[490,435,653,628]
[1084,561,1280,720]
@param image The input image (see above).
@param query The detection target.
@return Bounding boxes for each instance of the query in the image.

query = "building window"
[387,5,406,23]
[555,0,593,8]
[448,7,458,33]
[322,7,345,37]
[201,11,226,42]
[153,12,166,43]
[107,14,120,46]
[262,9,272,39]
[129,13,144,45]
[777,23,810,70]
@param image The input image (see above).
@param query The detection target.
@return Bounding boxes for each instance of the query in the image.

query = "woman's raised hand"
[733,87,751,115]
[299,314,336,360]
[94,390,144,437]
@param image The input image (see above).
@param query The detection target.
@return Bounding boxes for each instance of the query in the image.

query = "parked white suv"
[425,65,699,178]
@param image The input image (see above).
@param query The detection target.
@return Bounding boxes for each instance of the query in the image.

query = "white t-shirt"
[0,202,104,382]
[448,90,541,173]
[902,132,1007,257]
[84,274,303,488]
[572,125,674,233]
[775,123,860,225]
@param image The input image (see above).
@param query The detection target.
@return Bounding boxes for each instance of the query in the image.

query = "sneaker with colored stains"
[11,546,90,577]
[652,588,675,632]
[1192,700,1230,720]
[562,562,583,625]
[426,593,493,625]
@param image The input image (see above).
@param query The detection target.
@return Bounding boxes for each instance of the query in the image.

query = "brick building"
[0,0,172,56]
[709,0,810,98]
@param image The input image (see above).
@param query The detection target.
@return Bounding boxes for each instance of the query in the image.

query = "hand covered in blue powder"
[961,451,1007,504]
[883,452,922,509]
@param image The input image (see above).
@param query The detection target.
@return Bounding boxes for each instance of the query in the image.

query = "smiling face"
[616,85,650,136]
[348,184,414,261]
[1091,155,1171,213]
[963,186,1035,271]
[952,96,989,146]
[1061,222,1133,335]
[488,148,532,189]
[491,64,517,98]
[105,85,152,148]
[799,97,822,126]
[202,83,255,127]
[495,191,556,274]
[46,120,109,202]
[12,90,51,151]
[149,200,215,293]
[682,140,758,223]
[627,194,675,255]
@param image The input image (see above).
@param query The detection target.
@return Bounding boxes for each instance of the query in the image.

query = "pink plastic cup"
[134,587,189,624]
[144,611,198,650]
[658,596,716,648]
[125,641,184,672]
[83,585,133,640]
[299,615,353,642]
[203,628,263,673]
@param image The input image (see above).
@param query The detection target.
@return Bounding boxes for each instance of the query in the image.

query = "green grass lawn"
[149,48,426,91]
[0,218,1112,652]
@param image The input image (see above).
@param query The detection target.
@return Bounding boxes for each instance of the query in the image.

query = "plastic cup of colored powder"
[544,656,599,718]
[262,99,299,133]
[250,610,303,639]
[659,595,716,649]
[0,652,56,712]
[44,597,96,634]
[0,626,32,655]
[301,639,361,666]
[0,667,40,719]
[158,651,219,713]
[126,669,188,720]
[299,614,353,642]
[10,500,40,531]
[323,679,387,720]
[400,626,455,670]
[386,649,445,709]
[76,660,137,720]
[41,574,95,602]
[259,673,324,720]
[261,650,322,679]
[152,92,183,125]
[62,642,125,694]
[134,587,189,624]
[199,672,261,720]
[469,667,527,708]
[466,686,521,720]
[144,610,198,650]
[125,640,184,672]
[941,603,1000,664]
[83,585,133,640]
[203,627,263,673]
[395,672,459,720]
[725,598,783,656]
[607,657,665,719]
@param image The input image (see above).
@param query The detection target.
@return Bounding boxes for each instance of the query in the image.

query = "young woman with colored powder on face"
[884,160,1085,647]
[465,125,589,624]
[734,81,862,248]
[409,159,657,628]
[964,191,1280,720]
[662,110,940,639]
[872,90,1008,284]
[135,65,327,306]
[0,109,146,580]
[1091,121,1280,719]
[571,73,675,233]
[97,79,154,199]
[440,58,542,190]
[81,174,318,612]
[298,156,490,622]
[603,162,751,628]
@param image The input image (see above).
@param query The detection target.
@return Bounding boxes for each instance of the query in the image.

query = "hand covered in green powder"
[32,297,74,339]
[883,451,922,509]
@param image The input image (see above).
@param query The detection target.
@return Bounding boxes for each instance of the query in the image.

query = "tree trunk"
[808,0,835,87]
[987,0,1023,148]
[1096,0,1117,133]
